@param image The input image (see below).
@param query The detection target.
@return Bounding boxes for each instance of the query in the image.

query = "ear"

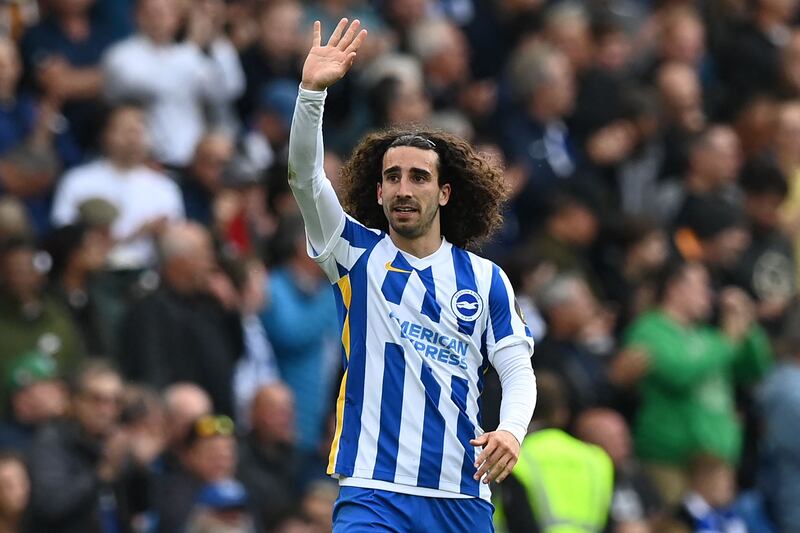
[377,182,383,205]
[439,183,451,207]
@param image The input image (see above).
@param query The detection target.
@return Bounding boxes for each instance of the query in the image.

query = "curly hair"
[339,128,508,250]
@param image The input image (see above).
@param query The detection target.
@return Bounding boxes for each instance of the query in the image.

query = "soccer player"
[289,18,537,532]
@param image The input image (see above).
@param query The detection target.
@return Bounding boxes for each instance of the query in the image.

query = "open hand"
[301,18,368,92]
[470,430,520,484]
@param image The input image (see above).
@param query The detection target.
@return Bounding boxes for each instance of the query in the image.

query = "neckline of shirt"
[393,237,453,269]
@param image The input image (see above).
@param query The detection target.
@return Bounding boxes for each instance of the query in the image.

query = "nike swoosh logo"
[385,261,413,274]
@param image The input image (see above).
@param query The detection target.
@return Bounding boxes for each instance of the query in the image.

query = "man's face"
[185,435,236,483]
[12,379,68,425]
[252,385,295,446]
[1,248,44,302]
[73,373,123,438]
[378,146,450,241]
[137,0,180,44]
[673,264,713,322]
[104,108,148,166]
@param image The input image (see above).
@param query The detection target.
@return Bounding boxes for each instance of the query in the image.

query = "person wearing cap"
[157,413,239,532]
[622,259,772,506]
[185,479,257,533]
[672,194,751,284]
[0,350,68,452]
[238,78,299,176]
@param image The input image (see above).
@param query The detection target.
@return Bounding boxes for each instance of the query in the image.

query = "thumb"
[470,433,489,447]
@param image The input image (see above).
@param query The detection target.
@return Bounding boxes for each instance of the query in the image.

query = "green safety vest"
[495,428,614,533]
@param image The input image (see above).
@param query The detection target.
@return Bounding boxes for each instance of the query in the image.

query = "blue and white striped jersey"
[314,215,533,501]
[289,86,535,502]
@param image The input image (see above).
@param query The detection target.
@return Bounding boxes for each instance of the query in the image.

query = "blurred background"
[0,0,799,531]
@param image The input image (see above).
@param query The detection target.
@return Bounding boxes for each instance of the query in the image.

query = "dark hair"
[340,128,507,250]
[42,223,89,283]
[367,76,403,127]
[119,384,163,425]
[530,371,569,428]
[266,213,306,267]
[653,257,697,303]
[740,157,789,198]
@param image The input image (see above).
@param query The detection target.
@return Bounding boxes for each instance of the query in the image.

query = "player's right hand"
[301,18,368,92]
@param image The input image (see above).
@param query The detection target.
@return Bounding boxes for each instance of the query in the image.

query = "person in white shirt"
[51,104,184,269]
[102,0,245,167]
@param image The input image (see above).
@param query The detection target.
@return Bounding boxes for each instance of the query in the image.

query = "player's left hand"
[470,430,520,484]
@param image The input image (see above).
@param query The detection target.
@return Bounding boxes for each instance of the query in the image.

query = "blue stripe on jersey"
[451,247,478,336]
[335,251,372,475]
[336,261,349,279]
[342,217,384,249]
[373,343,406,482]
[488,264,513,343]
[417,364,445,489]
[415,266,442,323]
[451,375,479,497]
[381,253,413,304]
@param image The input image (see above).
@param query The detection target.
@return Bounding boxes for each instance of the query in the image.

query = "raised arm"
[289,19,367,255]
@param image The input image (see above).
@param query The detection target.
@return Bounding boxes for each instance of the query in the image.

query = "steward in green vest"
[496,372,614,533]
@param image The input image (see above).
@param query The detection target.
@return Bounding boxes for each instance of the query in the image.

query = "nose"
[397,175,413,197]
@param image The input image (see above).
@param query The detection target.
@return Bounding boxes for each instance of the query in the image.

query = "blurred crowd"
[1,0,800,531]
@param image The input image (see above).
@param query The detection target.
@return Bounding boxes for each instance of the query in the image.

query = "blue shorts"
[332,486,495,532]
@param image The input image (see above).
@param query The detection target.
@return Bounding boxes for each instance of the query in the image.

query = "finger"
[345,29,369,55]
[494,459,516,484]
[473,440,497,467]
[337,19,361,50]
[473,449,500,480]
[326,17,348,47]
[484,458,510,484]
[312,20,321,47]
[469,434,489,447]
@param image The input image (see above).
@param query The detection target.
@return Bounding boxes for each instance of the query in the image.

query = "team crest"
[451,289,484,322]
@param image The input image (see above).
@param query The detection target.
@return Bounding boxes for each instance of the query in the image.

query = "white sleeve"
[492,343,536,445]
[50,175,79,227]
[288,87,347,259]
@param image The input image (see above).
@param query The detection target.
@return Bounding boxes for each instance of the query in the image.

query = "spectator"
[599,216,669,332]
[669,455,748,533]
[623,260,772,505]
[0,452,29,533]
[576,408,664,532]
[534,274,615,417]
[163,383,213,453]
[119,222,242,416]
[179,131,235,228]
[26,359,131,532]
[498,372,614,533]
[237,382,301,531]
[733,159,795,327]
[672,195,751,286]
[0,238,83,373]
[0,36,70,235]
[238,79,298,176]
[158,414,238,532]
[229,258,279,428]
[757,312,800,533]
[19,0,123,152]
[103,0,245,167]
[660,125,742,225]
[237,0,304,122]
[260,214,337,455]
[50,103,184,270]
[504,42,577,229]
[527,187,600,292]
[0,350,68,452]
[186,479,257,533]
[43,221,114,356]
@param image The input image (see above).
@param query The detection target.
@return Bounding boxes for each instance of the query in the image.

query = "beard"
[384,200,439,240]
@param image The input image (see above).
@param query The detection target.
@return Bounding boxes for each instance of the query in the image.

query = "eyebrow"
[382,166,433,178]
